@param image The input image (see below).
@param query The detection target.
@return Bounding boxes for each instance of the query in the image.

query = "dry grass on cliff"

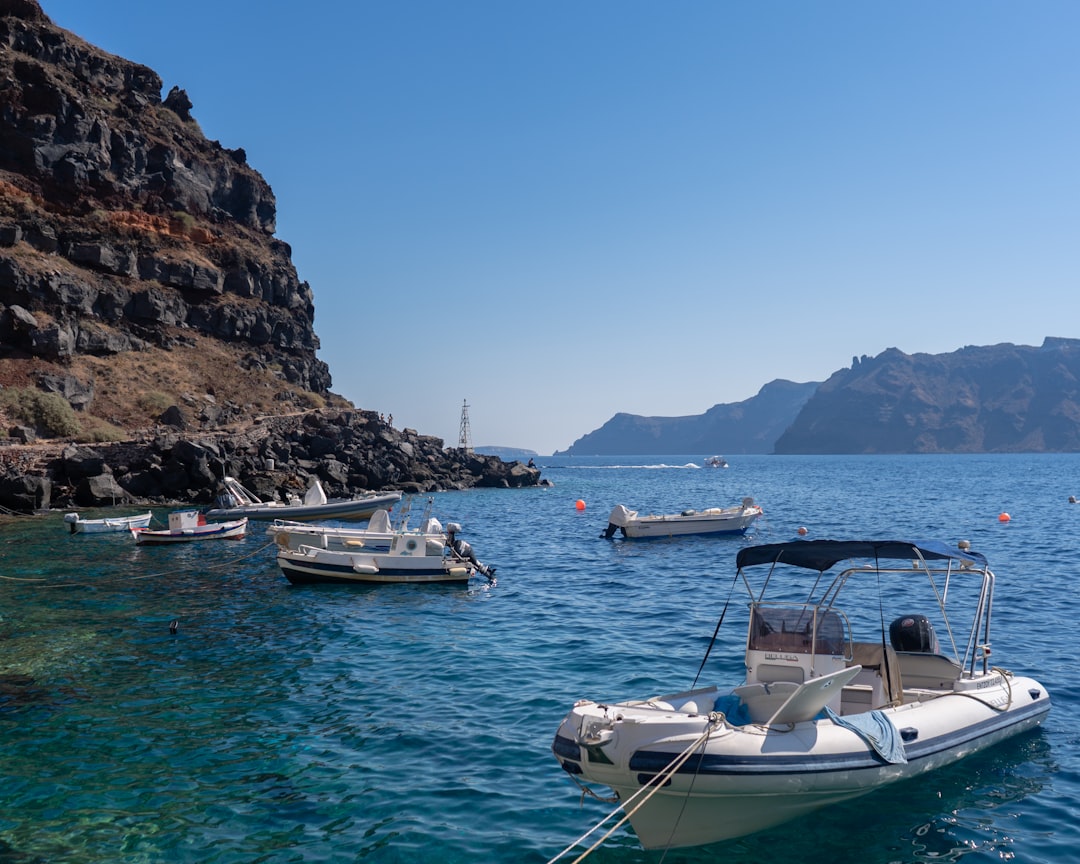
[0,333,347,442]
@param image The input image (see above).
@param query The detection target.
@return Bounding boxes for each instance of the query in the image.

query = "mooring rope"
[546,714,723,864]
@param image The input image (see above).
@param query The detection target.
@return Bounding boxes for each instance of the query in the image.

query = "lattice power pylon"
[458,399,473,452]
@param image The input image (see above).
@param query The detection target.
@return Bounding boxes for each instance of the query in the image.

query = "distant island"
[474,446,538,460]
[558,338,1080,455]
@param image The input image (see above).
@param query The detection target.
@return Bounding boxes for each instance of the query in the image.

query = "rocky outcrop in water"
[0,408,544,513]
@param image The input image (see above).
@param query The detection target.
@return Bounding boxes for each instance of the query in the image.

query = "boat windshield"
[748,604,849,657]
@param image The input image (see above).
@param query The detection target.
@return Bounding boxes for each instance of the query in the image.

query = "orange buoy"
[575,499,586,511]
[998,512,1011,523]
[797,526,808,536]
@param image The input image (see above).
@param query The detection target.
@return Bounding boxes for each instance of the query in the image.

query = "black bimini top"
[735,539,988,572]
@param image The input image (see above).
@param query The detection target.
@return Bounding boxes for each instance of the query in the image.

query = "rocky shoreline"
[0,407,546,513]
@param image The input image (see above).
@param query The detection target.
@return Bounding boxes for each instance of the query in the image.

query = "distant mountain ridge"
[558,338,1080,455]
[776,337,1080,453]
[556,379,820,455]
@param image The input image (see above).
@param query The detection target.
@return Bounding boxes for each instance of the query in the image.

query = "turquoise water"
[1,454,1077,862]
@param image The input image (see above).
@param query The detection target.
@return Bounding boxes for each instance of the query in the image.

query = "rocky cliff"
[774,338,1080,453]
[0,0,541,511]
[0,0,328,424]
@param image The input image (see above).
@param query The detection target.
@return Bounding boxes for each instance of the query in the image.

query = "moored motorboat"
[276,519,494,585]
[602,497,762,539]
[551,539,1051,850]
[64,511,152,534]
[204,475,401,522]
[132,510,248,545]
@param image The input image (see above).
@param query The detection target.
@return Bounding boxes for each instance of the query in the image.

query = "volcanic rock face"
[0,0,329,402]
[774,338,1080,454]
[0,2,547,513]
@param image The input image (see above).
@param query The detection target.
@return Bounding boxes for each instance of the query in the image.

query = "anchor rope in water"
[546,713,723,864]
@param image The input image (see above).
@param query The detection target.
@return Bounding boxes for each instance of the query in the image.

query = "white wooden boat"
[132,510,248,545]
[276,518,495,585]
[204,476,401,522]
[64,511,152,534]
[602,497,762,539]
[552,540,1051,850]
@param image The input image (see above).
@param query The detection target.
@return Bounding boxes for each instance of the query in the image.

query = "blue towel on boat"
[713,693,752,727]
[825,707,907,764]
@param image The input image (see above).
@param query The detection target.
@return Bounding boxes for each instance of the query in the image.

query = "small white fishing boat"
[276,519,494,585]
[704,455,728,468]
[204,476,401,522]
[552,539,1051,851]
[602,497,762,539]
[132,510,248,545]
[64,511,152,534]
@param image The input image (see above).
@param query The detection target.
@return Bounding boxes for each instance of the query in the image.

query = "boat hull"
[553,676,1051,849]
[133,518,248,545]
[204,491,402,522]
[621,508,762,538]
[65,512,152,534]
[277,546,473,585]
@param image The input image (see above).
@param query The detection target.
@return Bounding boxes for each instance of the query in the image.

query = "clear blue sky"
[40,1,1080,455]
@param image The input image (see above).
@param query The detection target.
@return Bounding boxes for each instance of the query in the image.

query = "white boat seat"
[732,681,800,724]
[847,642,902,707]
[766,665,863,726]
[895,652,963,690]
[368,509,392,532]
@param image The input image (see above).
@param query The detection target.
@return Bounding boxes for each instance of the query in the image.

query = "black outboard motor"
[446,524,496,581]
[889,614,940,653]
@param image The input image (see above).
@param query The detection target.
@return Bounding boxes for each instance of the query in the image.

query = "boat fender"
[274,532,289,547]
[447,566,469,578]
[352,563,379,574]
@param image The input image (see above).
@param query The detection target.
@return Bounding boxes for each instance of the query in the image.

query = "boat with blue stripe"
[551,539,1051,851]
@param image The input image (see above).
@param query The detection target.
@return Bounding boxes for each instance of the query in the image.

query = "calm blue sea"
[1,454,1077,863]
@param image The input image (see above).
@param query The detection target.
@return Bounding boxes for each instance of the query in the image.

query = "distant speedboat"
[704,455,728,468]
[205,476,401,522]
[64,511,152,534]
[602,498,762,539]
[132,510,248,545]
[551,540,1051,850]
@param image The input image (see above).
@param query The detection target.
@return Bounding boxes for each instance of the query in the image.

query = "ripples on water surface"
[1,454,1077,862]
